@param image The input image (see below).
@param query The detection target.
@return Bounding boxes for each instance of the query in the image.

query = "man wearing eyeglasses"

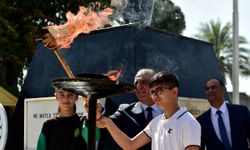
[97,68,163,150]
[96,71,201,150]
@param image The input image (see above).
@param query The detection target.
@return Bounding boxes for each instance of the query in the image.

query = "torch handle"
[53,50,75,78]
[53,50,89,104]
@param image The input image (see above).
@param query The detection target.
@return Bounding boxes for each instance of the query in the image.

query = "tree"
[195,19,250,81]
[151,0,185,34]
[0,0,35,96]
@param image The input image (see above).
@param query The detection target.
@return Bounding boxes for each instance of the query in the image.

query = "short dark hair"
[149,71,179,89]
[206,78,225,87]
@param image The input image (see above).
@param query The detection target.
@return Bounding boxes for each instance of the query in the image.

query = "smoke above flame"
[109,0,154,26]
[43,6,113,50]
[42,1,156,50]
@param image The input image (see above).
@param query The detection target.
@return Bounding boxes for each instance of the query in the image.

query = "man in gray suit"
[98,68,163,150]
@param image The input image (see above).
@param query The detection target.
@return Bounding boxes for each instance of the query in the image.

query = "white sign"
[24,97,86,150]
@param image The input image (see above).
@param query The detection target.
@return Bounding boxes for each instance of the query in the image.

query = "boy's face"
[149,84,177,108]
[55,89,78,112]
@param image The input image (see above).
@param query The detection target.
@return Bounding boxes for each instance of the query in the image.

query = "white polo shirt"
[143,108,201,150]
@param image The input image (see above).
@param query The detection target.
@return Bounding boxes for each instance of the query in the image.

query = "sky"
[174,0,250,95]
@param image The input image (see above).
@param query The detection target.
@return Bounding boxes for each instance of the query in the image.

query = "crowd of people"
[36,68,250,150]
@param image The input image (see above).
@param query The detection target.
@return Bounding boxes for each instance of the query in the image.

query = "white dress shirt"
[210,101,232,146]
[140,102,163,119]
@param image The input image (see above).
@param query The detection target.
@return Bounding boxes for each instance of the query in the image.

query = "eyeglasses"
[150,86,171,97]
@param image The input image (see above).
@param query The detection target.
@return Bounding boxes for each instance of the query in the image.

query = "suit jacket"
[98,102,162,150]
[197,104,250,150]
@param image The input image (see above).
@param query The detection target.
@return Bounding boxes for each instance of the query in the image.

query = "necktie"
[146,107,153,123]
[217,110,231,150]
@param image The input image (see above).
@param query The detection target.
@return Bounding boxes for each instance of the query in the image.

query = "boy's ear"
[172,87,179,97]
[55,94,59,101]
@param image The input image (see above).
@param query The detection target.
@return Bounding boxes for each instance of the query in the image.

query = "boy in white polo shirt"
[96,71,201,150]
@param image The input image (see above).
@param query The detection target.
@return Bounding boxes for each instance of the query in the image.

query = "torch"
[42,5,113,77]
[42,5,116,150]
[53,50,75,78]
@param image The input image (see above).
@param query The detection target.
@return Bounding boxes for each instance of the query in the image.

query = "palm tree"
[195,19,250,82]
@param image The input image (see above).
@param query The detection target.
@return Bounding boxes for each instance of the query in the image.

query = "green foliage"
[0,0,32,96]
[195,19,250,81]
[151,0,185,34]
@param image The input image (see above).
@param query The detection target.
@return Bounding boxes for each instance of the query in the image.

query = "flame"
[104,65,125,81]
[43,6,113,50]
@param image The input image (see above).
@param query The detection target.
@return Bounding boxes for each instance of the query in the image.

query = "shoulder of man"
[227,103,247,108]
[227,103,250,113]
[117,102,138,111]
[109,102,140,126]
[196,109,211,122]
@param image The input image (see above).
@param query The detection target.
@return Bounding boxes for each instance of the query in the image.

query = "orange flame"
[104,65,125,81]
[43,6,113,50]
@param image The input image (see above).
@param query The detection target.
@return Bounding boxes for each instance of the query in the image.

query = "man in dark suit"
[197,78,250,150]
[98,68,163,150]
